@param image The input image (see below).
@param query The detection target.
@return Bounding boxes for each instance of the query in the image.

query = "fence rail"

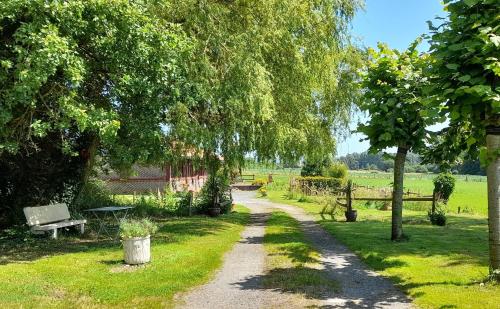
[290,177,439,213]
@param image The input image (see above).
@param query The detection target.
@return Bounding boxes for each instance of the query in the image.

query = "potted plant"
[345,209,357,222]
[120,218,158,265]
[208,205,221,217]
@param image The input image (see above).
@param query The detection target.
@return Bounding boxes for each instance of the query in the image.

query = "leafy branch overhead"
[425,0,499,164]
[358,40,440,153]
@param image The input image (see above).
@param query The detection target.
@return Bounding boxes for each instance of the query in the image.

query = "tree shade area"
[0,0,363,225]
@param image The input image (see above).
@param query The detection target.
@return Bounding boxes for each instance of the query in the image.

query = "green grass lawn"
[0,206,249,308]
[263,211,337,299]
[266,189,499,309]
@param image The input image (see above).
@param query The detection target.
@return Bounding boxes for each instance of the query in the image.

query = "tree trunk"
[74,135,99,203]
[392,147,407,241]
[487,133,500,271]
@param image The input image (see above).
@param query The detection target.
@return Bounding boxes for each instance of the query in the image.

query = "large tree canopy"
[0,0,191,224]
[425,0,499,163]
[0,0,363,224]
[0,0,190,161]
[157,0,364,166]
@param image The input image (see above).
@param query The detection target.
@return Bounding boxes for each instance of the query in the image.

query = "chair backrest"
[23,203,70,226]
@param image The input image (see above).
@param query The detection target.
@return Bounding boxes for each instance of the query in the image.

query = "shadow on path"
[233,190,414,308]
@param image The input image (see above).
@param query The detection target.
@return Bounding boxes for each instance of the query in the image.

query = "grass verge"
[0,206,249,308]
[266,190,499,309]
[263,211,336,299]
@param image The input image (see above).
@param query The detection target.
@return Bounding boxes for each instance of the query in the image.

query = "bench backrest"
[23,203,70,226]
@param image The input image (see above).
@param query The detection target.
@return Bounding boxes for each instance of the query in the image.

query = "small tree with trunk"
[358,41,438,241]
[426,0,499,274]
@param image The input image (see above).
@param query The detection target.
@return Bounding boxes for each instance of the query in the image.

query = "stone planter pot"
[345,210,357,222]
[208,207,221,217]
[123,235,151,265]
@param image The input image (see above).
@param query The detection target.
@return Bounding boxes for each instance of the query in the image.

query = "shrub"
[428,206,447,226]
[119,218,158,239]
[433,173,456,202]
[131,195,171,218]
[252,178,267,186]
[196,170,232,214]
[72,178,113,211]
[296,176,344,191]
[300,158,330,176]
[323,162,348,181]
[297,195,314,203]
[173,190,193,216]
[415,165,428,173]
[258,187,267,197]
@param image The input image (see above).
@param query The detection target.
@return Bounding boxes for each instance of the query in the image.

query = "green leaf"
[458,75,471,82]
[464,0,479,7]
[379,132,392,142]
[450,110,460,120]
[490,34,500,47]
[446,63,459,70]
[466,136,476,147]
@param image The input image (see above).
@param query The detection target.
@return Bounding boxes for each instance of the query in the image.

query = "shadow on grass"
[265,234,319,265]
[234,267,337,300]
[318,214,489,266]
[0,210,248,265]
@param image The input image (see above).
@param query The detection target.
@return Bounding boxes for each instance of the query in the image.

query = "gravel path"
[177,190,413,308]
[177,199,305,308]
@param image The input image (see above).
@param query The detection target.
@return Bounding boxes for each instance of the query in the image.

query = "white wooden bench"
[23,203,86,239]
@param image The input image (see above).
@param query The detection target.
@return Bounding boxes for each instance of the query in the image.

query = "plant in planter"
[120,219,158,265]
[197,168,232,217]
[428,203,447,226]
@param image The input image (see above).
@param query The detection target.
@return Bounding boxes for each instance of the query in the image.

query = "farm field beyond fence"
[246,168,488,216]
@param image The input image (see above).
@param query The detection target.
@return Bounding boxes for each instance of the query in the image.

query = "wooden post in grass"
[431,191,436,214]
[346,180,353,212]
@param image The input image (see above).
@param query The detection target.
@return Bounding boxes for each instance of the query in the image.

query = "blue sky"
[336,0,446,156]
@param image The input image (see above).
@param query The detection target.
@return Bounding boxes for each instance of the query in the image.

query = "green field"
[246,168,497,308]
[247,168,488,216]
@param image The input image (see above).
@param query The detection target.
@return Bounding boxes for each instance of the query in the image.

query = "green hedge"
[295,176,344,191]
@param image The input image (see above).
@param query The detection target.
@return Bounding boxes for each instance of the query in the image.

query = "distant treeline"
[337,152,485,176]
[242,152,485,176]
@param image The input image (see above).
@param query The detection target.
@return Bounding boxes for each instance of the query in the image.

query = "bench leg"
[80,223,85,234]
[51,229,58,239]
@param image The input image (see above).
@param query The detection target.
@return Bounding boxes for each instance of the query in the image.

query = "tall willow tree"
[155,0,364,167]
[426,0,499,272]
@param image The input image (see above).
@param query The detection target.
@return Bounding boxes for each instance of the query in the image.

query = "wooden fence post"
[431,191,436,214]
[346,180,352,212]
